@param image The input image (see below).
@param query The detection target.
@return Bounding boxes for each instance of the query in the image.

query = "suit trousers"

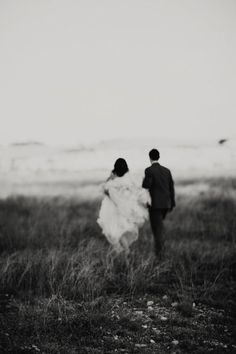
[149,208,168,255]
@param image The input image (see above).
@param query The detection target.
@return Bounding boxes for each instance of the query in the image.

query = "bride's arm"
[103,173,116,196]
[106,172,115,182]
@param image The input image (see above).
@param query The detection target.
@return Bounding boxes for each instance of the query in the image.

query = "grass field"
[0,178,235,353]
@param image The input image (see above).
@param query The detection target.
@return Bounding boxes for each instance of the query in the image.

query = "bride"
[97,158,151,253]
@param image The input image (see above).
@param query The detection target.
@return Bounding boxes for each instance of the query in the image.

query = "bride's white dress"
[97,172,151,250]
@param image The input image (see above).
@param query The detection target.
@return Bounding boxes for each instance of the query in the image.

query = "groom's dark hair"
[113,158,129,177]
[149,149,160,161]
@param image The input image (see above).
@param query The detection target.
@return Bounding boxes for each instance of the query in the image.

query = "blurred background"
[0,0,236,198]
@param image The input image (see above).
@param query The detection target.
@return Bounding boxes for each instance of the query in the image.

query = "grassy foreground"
[0,179,236,353]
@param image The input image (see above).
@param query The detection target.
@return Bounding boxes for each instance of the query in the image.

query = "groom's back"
[143,163,174,209]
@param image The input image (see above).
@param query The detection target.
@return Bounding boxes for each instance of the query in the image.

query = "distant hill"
[11,141,44,147]
[0,137,235,179]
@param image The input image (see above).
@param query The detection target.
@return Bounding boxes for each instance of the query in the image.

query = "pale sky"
[0,0,236,145]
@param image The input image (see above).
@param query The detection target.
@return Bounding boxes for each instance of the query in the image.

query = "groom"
[142,149,175,256]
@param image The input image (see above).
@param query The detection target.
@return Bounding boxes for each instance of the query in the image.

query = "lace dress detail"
[97,173,150,250]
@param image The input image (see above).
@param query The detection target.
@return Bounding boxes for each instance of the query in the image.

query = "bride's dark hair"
[112,158,129,177]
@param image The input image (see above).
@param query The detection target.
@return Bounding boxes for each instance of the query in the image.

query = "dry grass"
[0,178,235,353]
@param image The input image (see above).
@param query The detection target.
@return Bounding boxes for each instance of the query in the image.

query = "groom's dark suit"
[142,162,175,255]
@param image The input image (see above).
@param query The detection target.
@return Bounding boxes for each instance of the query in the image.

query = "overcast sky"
[0,0,235,145]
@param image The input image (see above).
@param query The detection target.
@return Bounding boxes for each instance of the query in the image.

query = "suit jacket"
[142,163,175,210]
